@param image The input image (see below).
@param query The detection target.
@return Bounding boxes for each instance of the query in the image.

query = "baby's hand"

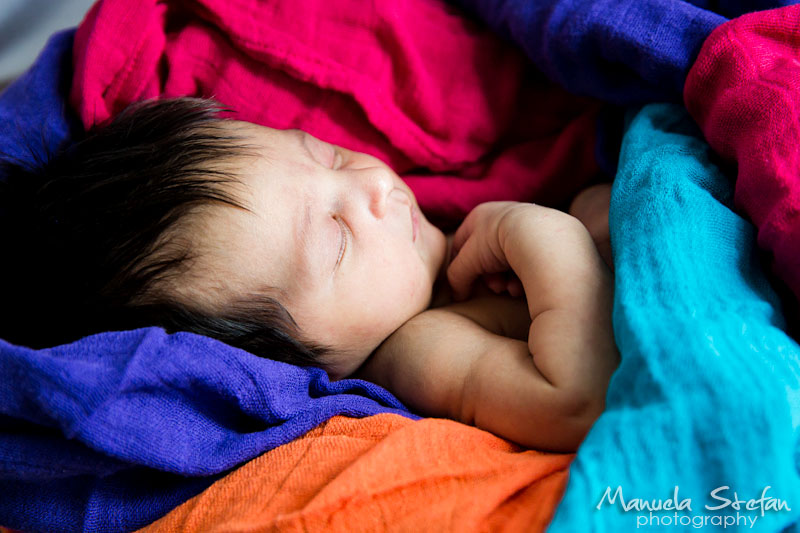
[447,202,528,301]
[448,201,588,304]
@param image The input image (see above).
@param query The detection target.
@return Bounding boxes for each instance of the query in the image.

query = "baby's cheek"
[338,303,396,349]
[328,261,430,354]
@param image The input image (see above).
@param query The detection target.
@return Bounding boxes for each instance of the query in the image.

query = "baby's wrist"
[500,205,604,307]
[496,203,536,254]
[498,204,570,264]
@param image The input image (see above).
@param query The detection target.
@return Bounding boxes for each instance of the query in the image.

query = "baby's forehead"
[184,174,314,301]
[222,120,301,152]
[182,121,332,291]
[220,123,320,185]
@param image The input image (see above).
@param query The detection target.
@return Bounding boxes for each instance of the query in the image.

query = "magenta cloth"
[70,0,601,221]
[684,5,800,305]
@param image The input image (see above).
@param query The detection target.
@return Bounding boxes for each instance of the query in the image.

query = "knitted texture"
[448,0,726,104]
[549,104,800,531]
[449,0,800,105]
[0,30,78,169]
[138,415,572,532]
[685,4,800,311]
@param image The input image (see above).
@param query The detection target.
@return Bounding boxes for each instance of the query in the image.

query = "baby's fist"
[446,202,527,301]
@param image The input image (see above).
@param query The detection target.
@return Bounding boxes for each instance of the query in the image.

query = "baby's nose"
[359,166,394,219]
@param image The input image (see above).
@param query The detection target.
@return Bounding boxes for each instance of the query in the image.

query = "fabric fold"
[449,0,800,106]
[447,0,726,104]
[548,103,800,531]
[684,4,800,312]
[136,414,573,533]
[0,328,414,533]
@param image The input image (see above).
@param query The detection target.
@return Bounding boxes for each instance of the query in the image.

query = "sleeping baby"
[1,98,618,452]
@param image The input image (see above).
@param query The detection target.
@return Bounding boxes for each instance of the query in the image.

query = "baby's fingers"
[483,273,507,294]
[451,207,481,258]
[483,273,524,298]
[507,277,524,298]
[447,237,483,301]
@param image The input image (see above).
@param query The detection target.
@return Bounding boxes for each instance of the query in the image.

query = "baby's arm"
[355,294,530,420]
[357,202,618,452]
[450,202,619,450]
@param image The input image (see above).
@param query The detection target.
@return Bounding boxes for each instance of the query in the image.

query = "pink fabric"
[70,0,600,221]
[684,5,800,303]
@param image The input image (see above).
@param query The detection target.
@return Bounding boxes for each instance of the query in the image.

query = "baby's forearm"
[358,297,616,451]
[499,207,618,400]
[354,309,484,420]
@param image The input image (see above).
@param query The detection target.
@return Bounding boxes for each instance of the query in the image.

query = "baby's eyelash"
[334,214,348,267]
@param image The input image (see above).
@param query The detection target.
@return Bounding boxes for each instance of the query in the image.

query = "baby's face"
[197,122,446,378]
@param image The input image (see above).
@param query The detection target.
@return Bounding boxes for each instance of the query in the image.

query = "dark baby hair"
[0,97,328,367]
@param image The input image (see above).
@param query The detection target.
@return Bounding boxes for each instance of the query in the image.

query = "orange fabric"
[138,414,572,532]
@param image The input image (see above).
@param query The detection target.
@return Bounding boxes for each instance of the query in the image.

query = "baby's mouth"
[391,187,419,243]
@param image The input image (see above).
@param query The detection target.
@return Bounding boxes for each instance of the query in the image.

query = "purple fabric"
[0,31,415,533]
[448,0,800,105]
[1,329,413,532]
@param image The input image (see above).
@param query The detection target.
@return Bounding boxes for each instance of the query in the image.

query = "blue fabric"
[683,0,800,18]
[0,31,416,533]
[449,0,799,105]
[549,104,800,531]
[0,29,79,169]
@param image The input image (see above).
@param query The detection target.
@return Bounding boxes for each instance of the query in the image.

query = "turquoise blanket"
[549,104,800,531]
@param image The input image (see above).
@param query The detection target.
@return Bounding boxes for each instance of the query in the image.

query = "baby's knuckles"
[497,203,585,253]
[461,202,529,259]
